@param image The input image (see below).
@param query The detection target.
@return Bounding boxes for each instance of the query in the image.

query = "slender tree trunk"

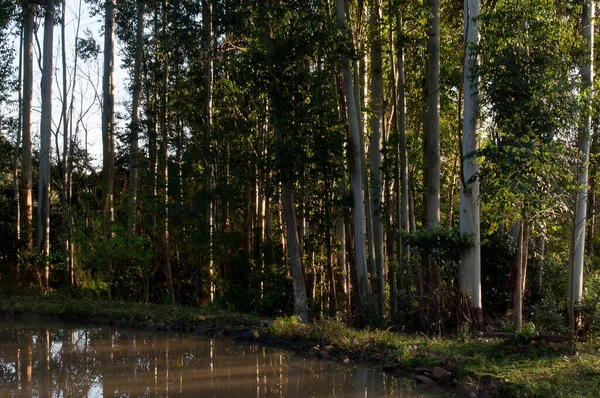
[38,4,54,292]
[427,0,441,227]
[13,23,23,267]
[160,0,175,304]
[512,218,529,331]
[21,1,34,250]
[66,1,83,286]
[396,9,410,316]
[337,0,370,324]
[569,0,595,332]
[128,2,145,240]
[424,0,442,334]
[369,0,385,320]
[102,0,116,297]
[262,2,309,322]
[61,0,73,286]
[203,0,215,302]
[459,0,482,326]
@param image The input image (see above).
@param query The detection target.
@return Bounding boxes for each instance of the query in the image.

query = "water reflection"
[0,322,441,397]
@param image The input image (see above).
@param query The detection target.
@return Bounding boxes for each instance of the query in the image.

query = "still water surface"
[0,321,442,397]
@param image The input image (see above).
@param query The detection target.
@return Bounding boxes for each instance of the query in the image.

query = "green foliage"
[74,224,155,300]
[581,271,600,336]
[404,226,472,258]
[479,0,579,225]
[515,321,539,345]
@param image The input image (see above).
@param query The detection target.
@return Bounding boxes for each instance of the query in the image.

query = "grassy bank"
[1,296,599,397]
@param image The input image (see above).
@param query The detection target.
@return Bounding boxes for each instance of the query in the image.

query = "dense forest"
[0,0,599,336]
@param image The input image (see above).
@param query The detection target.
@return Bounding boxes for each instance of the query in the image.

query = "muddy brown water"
[0,321,444,397]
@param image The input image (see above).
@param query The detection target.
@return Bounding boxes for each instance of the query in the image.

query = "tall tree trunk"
[38,3,54,292]
[203,0,215,302]
[128,1,145,240]
[66,1,83,285]
[20,1,34,250]
[459,0,482,326]
[569,0,594,332]
[369,0,385,320]
[160,0,175,304]
[337,0,370,324]
[61,0,73,286]
[425,0,442,334]
[396,9,410,316]
[426,0,441,227]
[13,23,23,270]
[102,0,115,297]
[262,3,309,322]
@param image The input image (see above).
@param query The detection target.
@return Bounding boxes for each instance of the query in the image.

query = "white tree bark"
[38,3,54,291]
[569,0,595,324]
[336,0,370,320]
[459,0,482,323]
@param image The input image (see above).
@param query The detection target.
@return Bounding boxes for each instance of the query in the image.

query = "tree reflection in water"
[0,322,440,397]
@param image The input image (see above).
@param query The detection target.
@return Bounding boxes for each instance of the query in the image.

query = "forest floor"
[1,295,599,398]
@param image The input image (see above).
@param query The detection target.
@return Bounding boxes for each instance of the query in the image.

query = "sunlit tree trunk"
[128,1,144,240]
[20,1,34,250]
[460,0,482,326]
[337,0,370,323]
[102,0,115,297]
[369,0,385,320]
[569,0,595,332]
[38,3,54,292]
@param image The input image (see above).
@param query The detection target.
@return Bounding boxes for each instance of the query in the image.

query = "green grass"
[1,296,598,397]
[269,316,600,398]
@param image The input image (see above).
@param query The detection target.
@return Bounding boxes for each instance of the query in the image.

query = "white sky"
[1,0,129,168]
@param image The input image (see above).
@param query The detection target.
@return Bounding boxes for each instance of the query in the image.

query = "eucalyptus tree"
[426,0,440,228]
[202,0,214,302]
[568,0,595,332]
[20,0,35,249]
[159,0,175,304]
[37,0,55,292]
[128,0,144,240]
[102,0,115,291]
[459,0,482,325]
[369,0,385,319]
[336,0,370,323]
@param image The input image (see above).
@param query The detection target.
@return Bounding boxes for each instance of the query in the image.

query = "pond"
[0,321,443,397]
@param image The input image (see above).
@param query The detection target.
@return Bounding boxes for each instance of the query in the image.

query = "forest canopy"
[0,0,599,336]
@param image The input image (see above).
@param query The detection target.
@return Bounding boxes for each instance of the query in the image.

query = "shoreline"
[1,296,597,397]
